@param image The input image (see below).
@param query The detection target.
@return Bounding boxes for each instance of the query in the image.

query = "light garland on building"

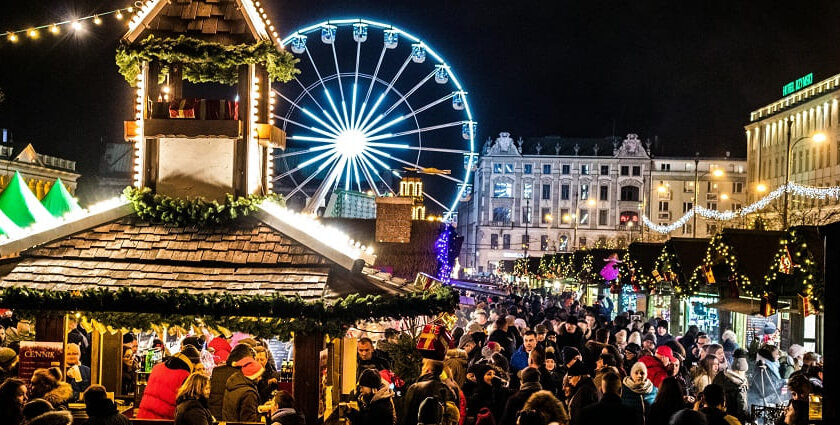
[1,6,138,42]
[133,66,147,187]
[643,182,840,233]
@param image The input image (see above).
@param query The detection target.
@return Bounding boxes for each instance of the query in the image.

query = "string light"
[643,181,840,233]
[1,6,138,43]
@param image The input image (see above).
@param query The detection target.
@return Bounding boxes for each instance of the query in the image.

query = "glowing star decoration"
[600,253,622,282]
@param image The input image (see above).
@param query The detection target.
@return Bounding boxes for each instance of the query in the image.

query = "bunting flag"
[761,293,778,317]
[800,294,813,317]
[702,265,716,284]
[779,246,794,274]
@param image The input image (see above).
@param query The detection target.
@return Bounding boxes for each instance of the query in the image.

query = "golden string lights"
[1,5,138,43]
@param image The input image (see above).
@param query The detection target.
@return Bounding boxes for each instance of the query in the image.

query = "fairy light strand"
[1,6,137,41]
[643,181,840,234]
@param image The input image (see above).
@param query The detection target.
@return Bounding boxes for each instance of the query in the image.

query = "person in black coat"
[579,371,642,425]
[402,360,458,425]
[208,343,255,419]
[270,391,305,425]
[499,368,542,425]
[82,385,131,425]
[175,373,214,425]
[488,318,515,358]
[346,369,396,425]
[646,377,688,425]
[555,316,584,352]
[565,363,598,425]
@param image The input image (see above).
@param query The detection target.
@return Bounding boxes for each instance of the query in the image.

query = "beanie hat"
[544,350,556,362]
[763,321,777,335]
[566,361,587,377]
[458,333,475,349]
[642,333,656,344]
[732,349,749,372]
[358,368,383,389]
[0,347,18,369]
[657,319,669,330]
[788,344,806,360]
[23,399,53,421]
[562,346,581,364]
[417,396,443,425]
[521,367,541,384]
[234,356,265,381]
[631,361,648,377]
[625,343,641,356]
[566,315,578,324]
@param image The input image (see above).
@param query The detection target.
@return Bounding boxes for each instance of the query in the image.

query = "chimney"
[375,196,414,243]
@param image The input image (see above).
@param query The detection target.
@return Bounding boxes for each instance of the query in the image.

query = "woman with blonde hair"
[690,355,719,393]
[175,373,214,425]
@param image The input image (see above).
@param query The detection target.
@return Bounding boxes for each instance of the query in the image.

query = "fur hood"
[370,386,395,403]
[42,382,74,407]
[446,348,467,360]
[27,410,73,425]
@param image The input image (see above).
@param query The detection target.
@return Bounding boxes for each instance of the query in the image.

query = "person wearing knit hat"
[561,346,582,367]
[641,333,657,354]
[0,347,19,382]
[221,356,263,423]
[712,348,749,423]
[208,343,256,419]
[358,368,383,390]
[780,344,807,379]
[499,368,543,425]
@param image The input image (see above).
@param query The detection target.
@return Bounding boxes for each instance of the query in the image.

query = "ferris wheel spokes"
[356,46,388,129]
[358,53,412,131]
[330,42,351,128]
[305,48,347,131]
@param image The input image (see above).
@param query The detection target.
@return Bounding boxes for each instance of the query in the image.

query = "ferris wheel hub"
[335,129,367,158]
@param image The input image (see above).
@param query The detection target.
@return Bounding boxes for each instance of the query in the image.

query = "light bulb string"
[642,181,840,233]
[1,6,135,38]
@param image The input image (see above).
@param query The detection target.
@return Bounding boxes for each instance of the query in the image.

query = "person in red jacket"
[637,345,676,388]
[137,345,201,419]
[208,334,233,366]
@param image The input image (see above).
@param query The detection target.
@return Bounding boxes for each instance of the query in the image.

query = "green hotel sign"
[782,73,814,96]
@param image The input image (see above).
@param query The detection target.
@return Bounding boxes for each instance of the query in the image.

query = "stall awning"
[708,297,792,315]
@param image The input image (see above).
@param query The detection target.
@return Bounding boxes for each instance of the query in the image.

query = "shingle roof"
[2,258,329,299]
[145,0,253,39]
[28,215,330,266]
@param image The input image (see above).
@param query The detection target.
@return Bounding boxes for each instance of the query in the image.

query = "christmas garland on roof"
[762,228,823,311]
[116,35,300,85]
[2,286,459,339]
[123,186,283,226]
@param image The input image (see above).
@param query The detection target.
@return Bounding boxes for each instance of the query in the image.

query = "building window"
[541,207,551,224]
[733,203,742,210]
[580,184,589,200]
[493,182,512,198]
[561,164,570,175]
[658,201,669,212]
[490,234,498,249]
[620,166,629,176]
[706,223,718,235]
[732,182,743,193]
[560,208,570,223]
[542,184,551,200]
[632,165,641,176]
[619,211,638,226]
[579,209,589,225]
[706,202,717,210]
[561,184,570,200]
[682,223,692,235]
[660,163,671,171]
[683,202,693,213]
[521,234,529,249]
[620,185,640,201]
[581,164,590,175]
[579,237,587,247]
[522,181,533,199]
[558,235,569,251]
[492,207,511,223]
[541,235,549,251]
[599,209,609,226]
[522,207,532,224]
[505,163,514,173]
[524,164,533,174]
[599,185,609,201]
[600,165,609,175]
[493,164,502,173]
[543,164,552,174]
[502,234,510,249]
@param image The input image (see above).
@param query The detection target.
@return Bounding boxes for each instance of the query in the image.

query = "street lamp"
[783,130,826,228]
[692,156,725,238]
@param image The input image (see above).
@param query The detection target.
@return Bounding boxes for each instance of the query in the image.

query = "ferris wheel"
[272,18,477,220]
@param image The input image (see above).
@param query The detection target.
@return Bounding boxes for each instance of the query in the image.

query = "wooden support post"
[820,222,839,423]
[293,332,323,425]
[35,315,64,343]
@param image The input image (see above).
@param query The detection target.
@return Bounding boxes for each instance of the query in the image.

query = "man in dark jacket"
[579,372,641,425]
[566,362,598,425]
[347,369,396,425]
[488,318,514,357]
[209,343,255,419]
[555,315,584,352]
[654,320,675,347]
[698,384,741,425]
[499,368,542,425]
[402,359,457,425]
[222,356,264,422]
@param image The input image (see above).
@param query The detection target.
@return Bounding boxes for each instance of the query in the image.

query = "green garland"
[762,229,823,311]
[116,35,300,85]
[123,187,283,226]
[2,286,459,339]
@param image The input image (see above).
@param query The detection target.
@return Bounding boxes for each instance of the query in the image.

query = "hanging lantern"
[383,29,398,49]
[352,22,368,42]
[290,34,307,54]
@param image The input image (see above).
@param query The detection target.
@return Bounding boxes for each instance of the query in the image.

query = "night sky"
[1,0,839,180]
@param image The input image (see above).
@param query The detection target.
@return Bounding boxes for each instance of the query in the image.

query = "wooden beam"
[293,333,323,425]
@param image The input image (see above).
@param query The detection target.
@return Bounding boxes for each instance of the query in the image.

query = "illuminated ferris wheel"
[272,18,477,219]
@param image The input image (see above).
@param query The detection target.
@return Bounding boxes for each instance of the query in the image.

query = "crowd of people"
[349,292,824,425]
[0,291,826,425]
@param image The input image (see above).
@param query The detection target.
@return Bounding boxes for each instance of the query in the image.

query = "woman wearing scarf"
[621,362,658,421]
